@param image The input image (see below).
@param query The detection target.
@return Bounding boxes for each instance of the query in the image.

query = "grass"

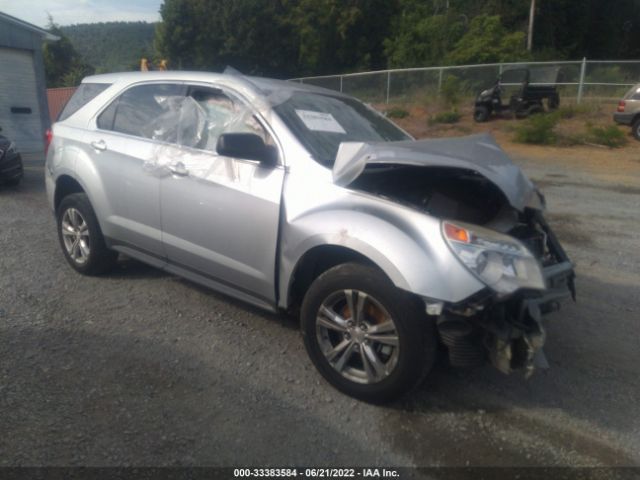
[513,110,628,148]
[428,110,461,125]
[385,107,410,119]
[585,124,628,148]
[556,103,602,119]
[513,112,560,145]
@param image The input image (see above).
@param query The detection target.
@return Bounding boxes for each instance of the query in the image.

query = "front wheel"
[301,262,436,403]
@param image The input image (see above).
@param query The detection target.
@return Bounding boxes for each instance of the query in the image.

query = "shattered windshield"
[273,92,410,167]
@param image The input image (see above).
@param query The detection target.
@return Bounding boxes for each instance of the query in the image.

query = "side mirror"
[216,132,278,167]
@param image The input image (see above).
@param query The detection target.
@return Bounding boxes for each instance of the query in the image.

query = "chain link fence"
[292,59,640,106]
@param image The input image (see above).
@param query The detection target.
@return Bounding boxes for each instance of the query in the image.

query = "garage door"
[0,47,42,153]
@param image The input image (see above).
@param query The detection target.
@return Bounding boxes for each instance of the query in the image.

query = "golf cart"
[474,68,560,122]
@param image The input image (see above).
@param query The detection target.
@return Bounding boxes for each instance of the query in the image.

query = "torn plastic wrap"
[143,94,264,189]
[332,133,544,212]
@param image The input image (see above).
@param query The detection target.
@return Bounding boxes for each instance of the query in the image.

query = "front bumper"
[0,152,23,183]
[437,211,575,375]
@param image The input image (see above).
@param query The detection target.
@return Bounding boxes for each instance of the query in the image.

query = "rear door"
[88,82,186,258]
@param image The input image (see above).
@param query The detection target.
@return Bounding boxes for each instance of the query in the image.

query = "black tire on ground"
[548,94,560,110]
[632,118,640,141]
[473,105,490,122]
[56,193,118,275]
[300,262,437,403]
[527,104,544,116]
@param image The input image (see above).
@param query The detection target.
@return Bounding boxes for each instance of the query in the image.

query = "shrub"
[385,107,410,119]
[429,110,461,125]
[441,75,461,108]
[513,112,560,145]
[586,124,628,148]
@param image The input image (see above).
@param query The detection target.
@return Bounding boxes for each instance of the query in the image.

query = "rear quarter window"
[97,83,186,141]
[58,83,110,122]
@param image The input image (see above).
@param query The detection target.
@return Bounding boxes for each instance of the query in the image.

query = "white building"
[0,11,58,153]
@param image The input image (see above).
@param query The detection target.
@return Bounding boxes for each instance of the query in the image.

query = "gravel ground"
[1,152,639,468]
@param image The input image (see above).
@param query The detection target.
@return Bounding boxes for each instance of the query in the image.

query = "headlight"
[442,221,545,294]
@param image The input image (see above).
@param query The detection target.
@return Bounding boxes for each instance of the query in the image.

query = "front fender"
[278,179,484,308]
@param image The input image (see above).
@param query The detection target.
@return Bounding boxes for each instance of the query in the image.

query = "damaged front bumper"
[486,260,574,376]
[437,211,576,376]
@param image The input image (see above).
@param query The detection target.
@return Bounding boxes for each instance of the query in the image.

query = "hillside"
[61,22,157,73]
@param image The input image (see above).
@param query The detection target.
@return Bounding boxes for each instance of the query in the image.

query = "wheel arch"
[285,244,389,313]
[54,174,85,212]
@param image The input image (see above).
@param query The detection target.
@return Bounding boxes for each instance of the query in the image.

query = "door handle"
[167,162,189,176]
[90,140,107,151]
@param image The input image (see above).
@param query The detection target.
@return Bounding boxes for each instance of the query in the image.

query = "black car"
[0,127,23,186]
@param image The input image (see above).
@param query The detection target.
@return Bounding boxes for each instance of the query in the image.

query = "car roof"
[81,71,346,100]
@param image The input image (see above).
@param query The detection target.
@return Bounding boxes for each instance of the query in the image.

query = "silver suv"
[46,71,575,402]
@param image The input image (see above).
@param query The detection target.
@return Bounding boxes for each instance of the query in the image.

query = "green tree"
[446,15,529,65]
[156,0,298,76]
[384,8,465,68]
[287,0,396,75]
[43,16,94,87]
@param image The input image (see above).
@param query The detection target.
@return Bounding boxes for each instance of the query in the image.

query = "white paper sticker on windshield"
[295,109,346,134]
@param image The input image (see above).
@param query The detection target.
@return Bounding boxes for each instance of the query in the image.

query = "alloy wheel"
[316,289,400,384]
[60,207,91,265]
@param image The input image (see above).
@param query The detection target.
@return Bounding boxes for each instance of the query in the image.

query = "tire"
[473,105,490,123]
[527,104,544,116]
[632,118,640,141]
[56,193,118,275]
[548,94,560,111]
[301,262,437,403]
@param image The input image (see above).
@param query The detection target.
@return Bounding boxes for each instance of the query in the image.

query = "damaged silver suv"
[46,71,575,402]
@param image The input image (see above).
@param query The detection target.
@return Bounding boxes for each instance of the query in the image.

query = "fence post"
[386,71,391,103]
[339,75,343,93]
[577,57,587,104]
[438,68,444,96]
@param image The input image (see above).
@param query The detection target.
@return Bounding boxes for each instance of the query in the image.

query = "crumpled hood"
[333,133,543,211]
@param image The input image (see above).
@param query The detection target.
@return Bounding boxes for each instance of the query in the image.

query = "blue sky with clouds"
[0,0,162,27]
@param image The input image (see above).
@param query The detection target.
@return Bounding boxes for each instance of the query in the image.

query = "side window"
[188,86,273,152]
[58,83,110,122]
[97,83,185,141]
[97,99,118,130]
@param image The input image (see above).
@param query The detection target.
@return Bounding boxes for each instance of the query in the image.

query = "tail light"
[617,101,626,112]
[44,128,53,155]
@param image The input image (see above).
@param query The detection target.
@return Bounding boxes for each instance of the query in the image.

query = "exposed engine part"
[351,166,512,227]
[437,315,486,367]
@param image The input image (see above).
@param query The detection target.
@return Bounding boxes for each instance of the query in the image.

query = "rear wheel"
[57,193,118,275]
[301,262,436,403]
[632,118,640,141]
[526,104,544,116]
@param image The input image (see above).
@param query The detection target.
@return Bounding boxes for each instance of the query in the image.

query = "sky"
[0,0,162,27]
